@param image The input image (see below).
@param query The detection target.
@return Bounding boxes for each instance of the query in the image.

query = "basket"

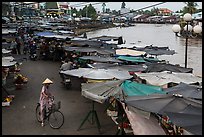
[15,84,23,90]
[51,101,61,112]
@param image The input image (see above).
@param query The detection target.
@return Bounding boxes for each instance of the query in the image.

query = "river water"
[87,23,202,77]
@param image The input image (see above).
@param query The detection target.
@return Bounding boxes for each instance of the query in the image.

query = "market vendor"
[2,67,9,86]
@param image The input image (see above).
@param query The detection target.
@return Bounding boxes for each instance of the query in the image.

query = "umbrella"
[81,80,124,103]
[2,58,16,67]
[2,49,12,54]
[135,71,202,86]
[60,68,132,80]
[125,94,202,115]
[88,63,118,69]
[164,82,202,99]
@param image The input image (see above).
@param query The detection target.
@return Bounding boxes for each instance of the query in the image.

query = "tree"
[183,2,198,14]
[81,4,97,20]
[144,10,151,15]
[106,8,110,13]
[150,7,159,16]
[71,8,78,17]
[121,2,126,9]
[112,10,119,16]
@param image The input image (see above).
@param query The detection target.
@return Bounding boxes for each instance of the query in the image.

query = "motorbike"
[59,72,72,89]
[29,50,37,61]
[29,44,37,61]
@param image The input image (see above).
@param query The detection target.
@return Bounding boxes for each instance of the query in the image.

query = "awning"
[79,56,122,63]
[164,82,202,99]
[60,68,132,80]
[125,94,202,115]
[135,71,202,86]
[121,80,165,96]
[145,62,193,73]
[81,80,124,103]
[116,49,146,56]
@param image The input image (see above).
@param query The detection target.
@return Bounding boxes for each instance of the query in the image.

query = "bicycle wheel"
[48,110,64,129]
[36,103,41,122]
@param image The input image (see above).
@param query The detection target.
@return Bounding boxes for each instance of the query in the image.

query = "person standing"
[15,37,21,55]
[39,78,54,127]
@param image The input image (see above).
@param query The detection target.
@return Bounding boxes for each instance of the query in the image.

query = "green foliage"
[182,2,198,14]
[68,4,97,20]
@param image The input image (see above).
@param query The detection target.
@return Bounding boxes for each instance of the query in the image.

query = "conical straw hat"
[42,78,53,84]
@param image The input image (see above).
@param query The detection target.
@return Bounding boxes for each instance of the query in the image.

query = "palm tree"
[183,2,198,15]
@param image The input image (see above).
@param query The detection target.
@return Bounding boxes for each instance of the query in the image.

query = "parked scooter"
[59,73,72,89]
[59,60,73,89]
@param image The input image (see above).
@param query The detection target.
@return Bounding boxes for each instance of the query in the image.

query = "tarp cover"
[81,80,124,103]
[64,47,115,55]
[118,56,160,63]
[164,105,202,135]
[145,62,193,73]
[60,68,132,80]
[118,56,146,63]
[122,103,166,135]
[164,82,202,99]
[79,56,122,63]
[71,39,104,47]
[90,63,147,72]
[125,94,202,115]
[136,45,175,56]
[121,80,165,96]
[116,49,146,56]
[135,71,202,86]
[165,111,202,135]
[89,35,119,41]
[35,31,56,37]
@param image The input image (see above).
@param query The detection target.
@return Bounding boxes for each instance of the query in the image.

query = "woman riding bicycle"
[39,78,54,127]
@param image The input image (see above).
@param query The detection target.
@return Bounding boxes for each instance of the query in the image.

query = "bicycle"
[36,97,64,129]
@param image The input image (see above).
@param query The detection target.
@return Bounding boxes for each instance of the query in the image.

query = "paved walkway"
[2,57,117,135]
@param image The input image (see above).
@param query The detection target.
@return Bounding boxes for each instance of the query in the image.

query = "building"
[158,8,173,16]
[133,14,150,23]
